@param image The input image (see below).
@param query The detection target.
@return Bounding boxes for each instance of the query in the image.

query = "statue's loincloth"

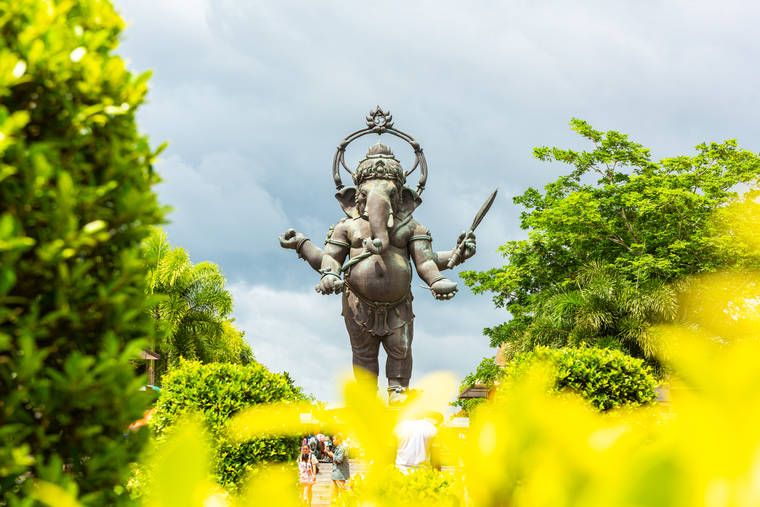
[341,278,415,336]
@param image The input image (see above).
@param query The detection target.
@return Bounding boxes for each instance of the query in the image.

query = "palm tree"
[509,261,677,374]
[143,227,253,381]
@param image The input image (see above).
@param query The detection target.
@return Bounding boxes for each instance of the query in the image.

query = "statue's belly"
[346,250,412,302]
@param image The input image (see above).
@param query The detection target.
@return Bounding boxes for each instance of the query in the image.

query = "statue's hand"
[315,271,343,295]
[430,278,458,301]
[454,231,477,263]
[279,228,305,250]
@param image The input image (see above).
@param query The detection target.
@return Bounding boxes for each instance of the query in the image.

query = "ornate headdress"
[353,141,406,187]
[331,106,428,195]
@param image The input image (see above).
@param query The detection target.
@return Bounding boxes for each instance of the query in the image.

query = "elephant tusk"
[387,214,394,228]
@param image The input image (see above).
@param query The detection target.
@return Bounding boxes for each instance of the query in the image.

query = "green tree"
[208,319,254,365]
[0,0,164,504]
[500,261,678,374]
[143,227,253,380]
[462,119,760,360]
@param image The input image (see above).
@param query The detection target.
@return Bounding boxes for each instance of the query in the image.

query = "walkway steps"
[311,459,370,507]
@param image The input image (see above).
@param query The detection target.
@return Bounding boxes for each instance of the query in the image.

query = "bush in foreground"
[337,466,460,507]
[138,294,760,507]
[0,0,163,504]
[116,225,760,507]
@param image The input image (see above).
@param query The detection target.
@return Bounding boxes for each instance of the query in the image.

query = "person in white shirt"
[394,412,443,473]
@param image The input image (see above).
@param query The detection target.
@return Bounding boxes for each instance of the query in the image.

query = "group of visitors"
[304,431,333,462]
[298,432,349,507]
[297,408,444,506]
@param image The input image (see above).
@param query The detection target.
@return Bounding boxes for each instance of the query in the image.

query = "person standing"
[325,432,350,503]
[298,444,317,507]
[317,433,327,461]
[393,413,443,473]
[323,435,333,462]
[308,432,322,461]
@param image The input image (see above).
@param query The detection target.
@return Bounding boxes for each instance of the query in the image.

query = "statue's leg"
[344,315,381,389]
[382,319,413,389]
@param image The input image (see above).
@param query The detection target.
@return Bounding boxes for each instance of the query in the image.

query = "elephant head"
[335,141,421,255]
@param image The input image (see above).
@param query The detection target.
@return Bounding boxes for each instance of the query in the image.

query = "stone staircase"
[311,459,370,507]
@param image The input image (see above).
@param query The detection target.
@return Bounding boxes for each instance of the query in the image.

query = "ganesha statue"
[279,107,486,402]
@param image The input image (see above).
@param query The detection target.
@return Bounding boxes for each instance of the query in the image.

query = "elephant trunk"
[365,188,392,256]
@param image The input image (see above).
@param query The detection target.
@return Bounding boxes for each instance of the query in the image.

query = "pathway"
[311,459,370,507]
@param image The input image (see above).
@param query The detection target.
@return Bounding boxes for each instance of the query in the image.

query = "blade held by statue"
[446,188,498,269]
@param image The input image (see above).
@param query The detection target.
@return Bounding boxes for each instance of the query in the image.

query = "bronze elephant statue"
[280,110,477,401]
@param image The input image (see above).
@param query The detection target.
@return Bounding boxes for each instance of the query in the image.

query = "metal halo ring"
[331,106,428,196]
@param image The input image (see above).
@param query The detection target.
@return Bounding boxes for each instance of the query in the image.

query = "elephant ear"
[335,186,358,218]
[399,186,422,218]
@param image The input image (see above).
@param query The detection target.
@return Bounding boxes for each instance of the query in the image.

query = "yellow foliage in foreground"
[34,271,760,507]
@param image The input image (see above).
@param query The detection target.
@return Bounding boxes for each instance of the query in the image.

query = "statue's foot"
[388,386,408,406]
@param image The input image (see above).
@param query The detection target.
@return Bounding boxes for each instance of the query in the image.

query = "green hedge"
[150,360,307,492]
[0,0,164,505]
[504,347,657,411]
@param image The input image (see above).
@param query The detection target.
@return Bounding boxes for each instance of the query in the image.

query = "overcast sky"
[115,0,760,406]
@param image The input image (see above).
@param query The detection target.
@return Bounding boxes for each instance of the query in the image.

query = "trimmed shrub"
[150,360,308,492]
[503,346,657,411]
[0,0,164,504]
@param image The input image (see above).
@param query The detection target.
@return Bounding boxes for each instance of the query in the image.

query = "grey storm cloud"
[115,0,760,405]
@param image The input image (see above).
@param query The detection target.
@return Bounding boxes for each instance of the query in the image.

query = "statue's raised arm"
[278,228,322,271]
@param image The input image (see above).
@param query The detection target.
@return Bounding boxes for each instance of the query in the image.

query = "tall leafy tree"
[0,0,164,504]
[143,227,252,379]
[462,119,760,362]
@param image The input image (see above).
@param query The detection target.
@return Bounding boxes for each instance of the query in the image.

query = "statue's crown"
[353,141,406,187]
[365,141,395,158]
